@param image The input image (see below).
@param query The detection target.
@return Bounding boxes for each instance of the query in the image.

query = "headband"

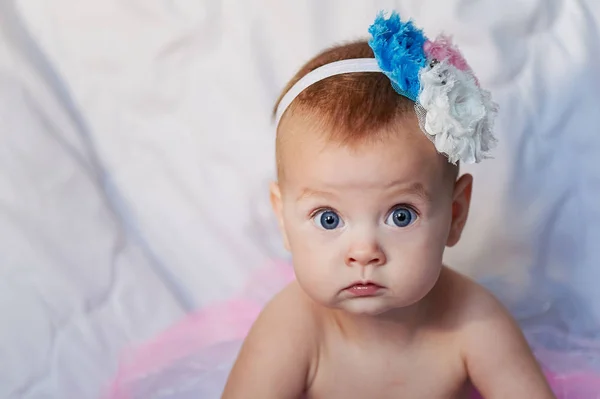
[274,11,498,164]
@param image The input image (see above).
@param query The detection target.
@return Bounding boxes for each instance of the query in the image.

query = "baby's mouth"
[344,282,384,297]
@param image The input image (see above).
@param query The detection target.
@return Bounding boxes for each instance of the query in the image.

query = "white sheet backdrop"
[1,0,599,398]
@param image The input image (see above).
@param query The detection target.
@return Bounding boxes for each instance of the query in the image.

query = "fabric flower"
[368,11,427,101]
[424,35,470,72]
[417,61,497,164]
[368,10,498,164]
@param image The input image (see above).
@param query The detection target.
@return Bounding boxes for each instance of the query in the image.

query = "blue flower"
[368,11,428,102]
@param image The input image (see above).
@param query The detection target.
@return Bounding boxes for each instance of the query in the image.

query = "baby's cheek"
[294,266,335,307]
[294,246,332,282]
[415,219,448,258]
[291,241,338,302]
[386,235,443,282]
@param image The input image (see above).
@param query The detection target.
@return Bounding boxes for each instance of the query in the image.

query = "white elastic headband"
[274,58,381,126]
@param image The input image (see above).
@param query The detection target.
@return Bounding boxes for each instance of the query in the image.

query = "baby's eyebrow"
[296,182,432,203]
[296,188,335,201]
[390,182,433,204]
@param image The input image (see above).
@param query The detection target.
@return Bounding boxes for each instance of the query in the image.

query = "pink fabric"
[104,261,600,398]
[424,35,471,71]
[470,370,600,398]
[104,261,295,399]
[105,299,263,399]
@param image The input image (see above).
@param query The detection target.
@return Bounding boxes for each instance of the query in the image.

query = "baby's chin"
[336,298,397,316]
[336,294,427,316]
[307,293,418,316]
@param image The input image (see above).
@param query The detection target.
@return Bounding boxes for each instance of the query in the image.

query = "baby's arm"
[460,287,556,398]
[221,283,316,399]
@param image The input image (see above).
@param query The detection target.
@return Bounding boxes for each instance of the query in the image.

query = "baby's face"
[272,117,463,316]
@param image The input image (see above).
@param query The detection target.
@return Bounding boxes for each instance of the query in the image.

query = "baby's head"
[270,13,496,316]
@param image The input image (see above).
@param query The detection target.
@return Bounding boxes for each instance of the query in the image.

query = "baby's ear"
[446,174,473,247]
[269,182,290,251]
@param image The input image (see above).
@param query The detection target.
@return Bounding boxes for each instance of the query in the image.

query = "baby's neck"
[327,298,431,345]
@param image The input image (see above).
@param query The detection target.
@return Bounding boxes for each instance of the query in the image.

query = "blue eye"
[313,210,343,230]
[386,207,417,227]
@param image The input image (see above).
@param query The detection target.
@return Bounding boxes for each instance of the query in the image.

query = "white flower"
[417,61,498,164]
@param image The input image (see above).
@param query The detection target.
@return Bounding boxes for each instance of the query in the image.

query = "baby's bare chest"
[306,336,469,399]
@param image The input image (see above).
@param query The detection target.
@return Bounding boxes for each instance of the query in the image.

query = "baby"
[222,12,555,399]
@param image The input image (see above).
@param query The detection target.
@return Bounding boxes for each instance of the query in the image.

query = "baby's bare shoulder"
[443,267,505,320]
[427,267,502,326]
[249,280,320,348]
[222,281,320,399]
[435,268,554,397]
[425,267,522,342]
[271,281,320,325]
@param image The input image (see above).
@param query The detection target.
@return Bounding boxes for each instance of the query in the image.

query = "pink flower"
[424,35,470,72]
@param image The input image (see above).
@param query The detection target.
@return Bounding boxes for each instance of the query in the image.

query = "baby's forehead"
[278,118,450,191]
[278,111,426,160]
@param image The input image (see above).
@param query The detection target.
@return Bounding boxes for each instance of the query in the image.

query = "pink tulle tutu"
[104,261,600,399]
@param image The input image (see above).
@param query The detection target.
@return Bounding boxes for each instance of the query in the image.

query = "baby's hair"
[273,40,459,181]
[273,41,414,142]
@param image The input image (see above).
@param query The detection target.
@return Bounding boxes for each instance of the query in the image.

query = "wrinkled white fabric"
[0,0,599,398]
[418,61,497,164]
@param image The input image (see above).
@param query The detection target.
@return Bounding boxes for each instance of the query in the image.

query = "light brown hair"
[273,41,415,141]
[273,40,458,179]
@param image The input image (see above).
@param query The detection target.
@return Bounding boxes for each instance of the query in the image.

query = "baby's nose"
[345,241,386,267]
